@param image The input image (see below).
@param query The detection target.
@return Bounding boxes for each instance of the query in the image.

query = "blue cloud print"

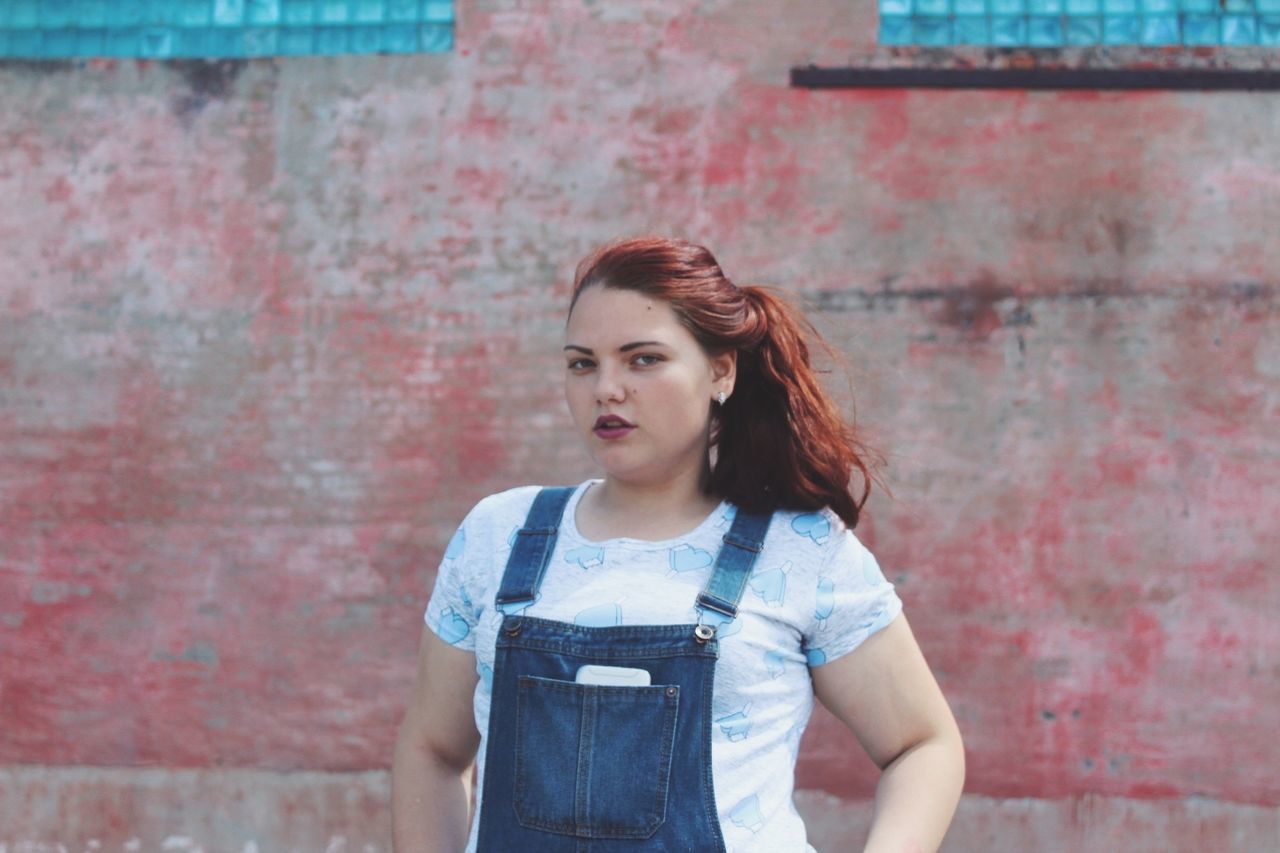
[764,649,787,679]
[432,606,471,645]
[792,512,830,545]
[564,545,605,570]
[749,560,791,606]
[715,703,752,742]
[669,544,713,574]
[444,526,466,560]
[805,647,828,666]
[863,555,887,587]
[729,795,765,833]
[814,576,835,623]
[574,602,622,627]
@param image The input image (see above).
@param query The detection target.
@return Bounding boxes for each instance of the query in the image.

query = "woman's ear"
[710,350,737,394]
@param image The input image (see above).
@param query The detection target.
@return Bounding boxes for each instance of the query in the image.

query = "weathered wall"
[1,0,1276,848]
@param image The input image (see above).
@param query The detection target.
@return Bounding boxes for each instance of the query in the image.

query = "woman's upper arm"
[399,625,481,771]
[810,612,961,770]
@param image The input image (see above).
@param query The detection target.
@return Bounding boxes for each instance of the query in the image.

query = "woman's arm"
[392,627,482,853]
[811,613,965,853]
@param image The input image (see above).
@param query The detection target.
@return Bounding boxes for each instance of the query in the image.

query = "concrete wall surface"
[1,0,1276,848]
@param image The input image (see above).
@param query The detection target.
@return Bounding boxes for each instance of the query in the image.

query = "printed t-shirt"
[425,479,904,853]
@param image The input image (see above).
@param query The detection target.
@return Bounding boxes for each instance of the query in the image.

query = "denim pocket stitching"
[513,675,679,839]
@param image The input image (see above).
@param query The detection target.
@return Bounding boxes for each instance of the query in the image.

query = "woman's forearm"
[391,725,473,853]
[862,730,965,853]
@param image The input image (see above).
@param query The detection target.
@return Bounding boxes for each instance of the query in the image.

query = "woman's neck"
[578,467,722,542]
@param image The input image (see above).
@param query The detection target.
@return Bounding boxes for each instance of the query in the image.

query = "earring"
[717,391,727,405]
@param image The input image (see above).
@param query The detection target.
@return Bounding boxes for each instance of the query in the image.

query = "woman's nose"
[593,365,625,403]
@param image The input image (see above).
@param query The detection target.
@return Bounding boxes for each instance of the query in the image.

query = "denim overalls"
[475,487,773,852]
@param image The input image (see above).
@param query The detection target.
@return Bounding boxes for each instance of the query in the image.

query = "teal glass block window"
[878,0,1280,44]
[0,0,454,58]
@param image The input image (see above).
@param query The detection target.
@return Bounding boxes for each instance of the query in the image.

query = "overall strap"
[494,486,575,613]
[695,508,774,626]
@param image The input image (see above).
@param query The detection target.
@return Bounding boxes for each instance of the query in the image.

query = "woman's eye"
[632,354,662,366]
[567,359,594,370]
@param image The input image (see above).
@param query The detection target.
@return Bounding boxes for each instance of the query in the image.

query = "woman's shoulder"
[757,504,868,563]
[460,482,582,531]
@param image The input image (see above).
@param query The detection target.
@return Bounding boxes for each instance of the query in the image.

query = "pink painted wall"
[1,0,1276,846]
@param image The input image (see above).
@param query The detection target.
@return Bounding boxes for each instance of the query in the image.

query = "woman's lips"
[593,415,635,440]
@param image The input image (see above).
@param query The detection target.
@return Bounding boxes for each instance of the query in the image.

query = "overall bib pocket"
[513,674,680,839]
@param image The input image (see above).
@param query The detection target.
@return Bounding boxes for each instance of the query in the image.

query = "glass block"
[955,0,986,14]
[419,20,452,49]
[315,25,348,51]
[954,16,991,39]
[278,25,315,52]
[1221,13,1259,41]
[915,0,949,13]
[913,17,953,42]
[381,22,417,50]
[6,30,42,56]
[1103,0,1137,13]
[1179,0,1214,12]
[139,26,176,56]
[1066,0,1100,13]
[1222,0,1255,10]
[1028,15,1065,42]
[282,0,314,23]
[991,0,1027,13]
[75,28,107,56]
[351,24,382,50]
[5,1,40,28]
[1103,13,1140,40]
[78,0,110,27]
[386,0,420,22]
[354,0,386,22]
[319,0,351,23]
[991,14,1029,42]
[246,0,281,23]
[180,0,211,26]
[177,27,212,56]
[39,1,76,28]
[42,28,76,56]
[141,0,179,25]
[424,1,454,23]
[1260,15,1280,42]
[108,28,139,54]
[214,0,247,25]
[208,27,247,55]
[1029,0,1064,12]
[1259,0,1280,12]
[1182,12,1220,41]
[1140,14,1181,40]
[880,0,914,13]
[1066,14,1104,41]
[1141,0,1177,11]
[113,1,147,26]
[879,15,914,42]
[243,25,279,53]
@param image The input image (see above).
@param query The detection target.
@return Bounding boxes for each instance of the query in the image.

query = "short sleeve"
[423,512,485,653]
[801,525,903,667]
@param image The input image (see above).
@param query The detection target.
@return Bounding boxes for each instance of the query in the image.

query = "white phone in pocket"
[575,664,652,687]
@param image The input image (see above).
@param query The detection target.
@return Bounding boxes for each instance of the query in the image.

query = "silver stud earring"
[717,391,727,405]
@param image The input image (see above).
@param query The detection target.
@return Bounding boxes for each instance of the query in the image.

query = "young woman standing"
[393,238,964,852]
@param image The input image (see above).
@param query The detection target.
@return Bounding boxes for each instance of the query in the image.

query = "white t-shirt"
[425,479,903,853]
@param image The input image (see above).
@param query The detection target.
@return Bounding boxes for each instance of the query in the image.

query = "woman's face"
[563,286,734,488]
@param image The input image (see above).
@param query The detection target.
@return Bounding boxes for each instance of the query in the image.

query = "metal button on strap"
[694,624,715,642]
[666,686,677,697]
[504,618,522,637]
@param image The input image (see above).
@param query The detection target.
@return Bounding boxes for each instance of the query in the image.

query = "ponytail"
[711,286,876,528]
[570,237,882,529]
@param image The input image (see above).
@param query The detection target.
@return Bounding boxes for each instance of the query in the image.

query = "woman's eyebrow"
[562,340,667,355]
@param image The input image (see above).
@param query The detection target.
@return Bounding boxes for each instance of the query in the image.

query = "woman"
[393,238,964,852]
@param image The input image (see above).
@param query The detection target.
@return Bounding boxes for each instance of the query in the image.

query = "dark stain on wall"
[170,59,248,122]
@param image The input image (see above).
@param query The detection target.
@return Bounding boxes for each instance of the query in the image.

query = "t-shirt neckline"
[563,478,731,548]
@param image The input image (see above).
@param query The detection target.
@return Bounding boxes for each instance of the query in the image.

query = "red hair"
[569,237,883,529]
